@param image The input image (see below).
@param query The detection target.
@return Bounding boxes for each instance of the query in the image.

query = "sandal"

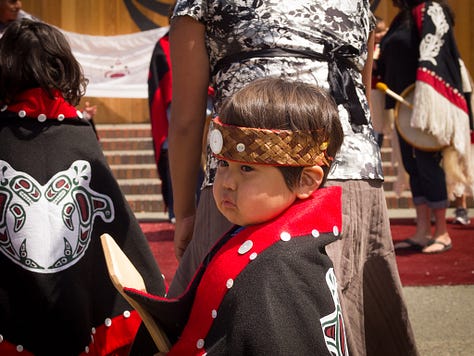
[422,239,452,254]
[394,238,426,251]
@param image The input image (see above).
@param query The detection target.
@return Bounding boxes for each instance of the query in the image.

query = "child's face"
[213,159,297,226]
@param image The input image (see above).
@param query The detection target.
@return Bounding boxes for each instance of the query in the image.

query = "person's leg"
[394,203,432,249]
[394,133,432,249]
[422,206,452,253]
[412,148,452,253]
[167,187,232,297]
[325,180,418,356]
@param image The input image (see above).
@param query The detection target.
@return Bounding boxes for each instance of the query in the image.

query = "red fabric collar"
[3,88,79,120]
[169,186,342,355]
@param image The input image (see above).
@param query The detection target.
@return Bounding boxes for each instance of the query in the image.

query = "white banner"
[63,27,169,98]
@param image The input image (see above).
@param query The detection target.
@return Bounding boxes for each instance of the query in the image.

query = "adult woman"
[378,0,472,253]
[168,1,417,355]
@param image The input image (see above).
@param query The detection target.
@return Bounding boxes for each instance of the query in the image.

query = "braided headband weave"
[209,117,332,167]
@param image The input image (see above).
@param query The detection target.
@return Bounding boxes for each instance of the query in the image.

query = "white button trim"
[18,110,26,118]
[236,143,245,152]
[280,231,291,242]
[105,318,112,327]
[209,129,223,154]
[37,113,47,122]
[226,278,234,289]
[333,226,339,236]
[312,229,320,238]
[196,338,205,349]
[238,240,253,255]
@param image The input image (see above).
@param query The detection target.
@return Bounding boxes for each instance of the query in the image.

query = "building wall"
[21,0,174,124]
[21,0,473,124]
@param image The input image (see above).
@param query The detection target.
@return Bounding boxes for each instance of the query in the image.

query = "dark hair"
[0,19,87,106]
[392,0,455,24]
[218,77,344,189]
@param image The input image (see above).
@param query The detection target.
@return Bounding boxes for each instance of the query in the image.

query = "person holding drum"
[378,0,472,253]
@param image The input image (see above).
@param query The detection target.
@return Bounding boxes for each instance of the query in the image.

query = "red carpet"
[140,218,474,287]
[139,222,177,287]
[391,218,474,286]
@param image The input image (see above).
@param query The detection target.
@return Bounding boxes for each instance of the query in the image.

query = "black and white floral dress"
[173,0,383,186]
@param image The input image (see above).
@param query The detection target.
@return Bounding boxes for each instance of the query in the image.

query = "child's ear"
[294,166,324,199]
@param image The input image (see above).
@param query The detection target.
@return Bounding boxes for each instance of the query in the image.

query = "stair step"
[382,175,410,193]
[109,164,158,179]
[118,178,161,195]
[384,191,414,209]
[380,147,393,162]
[382,162,403,177]
[104,150,156,165]
[98,124,151,138]
[100,137,154,151]
[125,194,165,214]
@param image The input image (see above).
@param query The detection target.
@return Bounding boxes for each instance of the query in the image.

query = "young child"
[125,78,347,355]
[0,19,166,355]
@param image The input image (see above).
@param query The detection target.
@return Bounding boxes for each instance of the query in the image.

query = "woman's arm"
[169,15,210,259]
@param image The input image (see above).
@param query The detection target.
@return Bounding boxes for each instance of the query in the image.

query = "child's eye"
[217,159,229,167]
[241,165,254,172]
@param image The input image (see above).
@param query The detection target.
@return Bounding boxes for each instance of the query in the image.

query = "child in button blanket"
[0,19,166,355]
[126,78,348,356]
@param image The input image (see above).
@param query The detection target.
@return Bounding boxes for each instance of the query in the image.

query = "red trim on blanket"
[168,187,342,355]
[4,88,79,119]
[413,3,425,34]
[82,310,142,356]
[0,311,141,356]
[417,68,469,114]
[0,342,35,356]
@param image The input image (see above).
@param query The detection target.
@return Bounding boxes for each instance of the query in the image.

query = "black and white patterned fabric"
[173,0,383,186]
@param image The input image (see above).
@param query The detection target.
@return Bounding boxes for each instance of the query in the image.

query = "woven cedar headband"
[209,117,332,167]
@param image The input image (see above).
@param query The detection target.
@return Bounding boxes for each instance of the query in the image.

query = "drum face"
[394,84,445,152]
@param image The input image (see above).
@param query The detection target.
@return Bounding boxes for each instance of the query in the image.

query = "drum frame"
[394,83,446,152]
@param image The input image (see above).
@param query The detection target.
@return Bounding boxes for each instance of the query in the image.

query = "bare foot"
[422,234,452,254]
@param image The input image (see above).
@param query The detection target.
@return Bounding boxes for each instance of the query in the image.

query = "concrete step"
[117,178,161,195]
[97,124,152,138]
[109,164,159,180]
[100,137,154,151]
[97,125,169,218]
[125,194,165,215]
[104,150,156,165]
[385,190,415,209]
